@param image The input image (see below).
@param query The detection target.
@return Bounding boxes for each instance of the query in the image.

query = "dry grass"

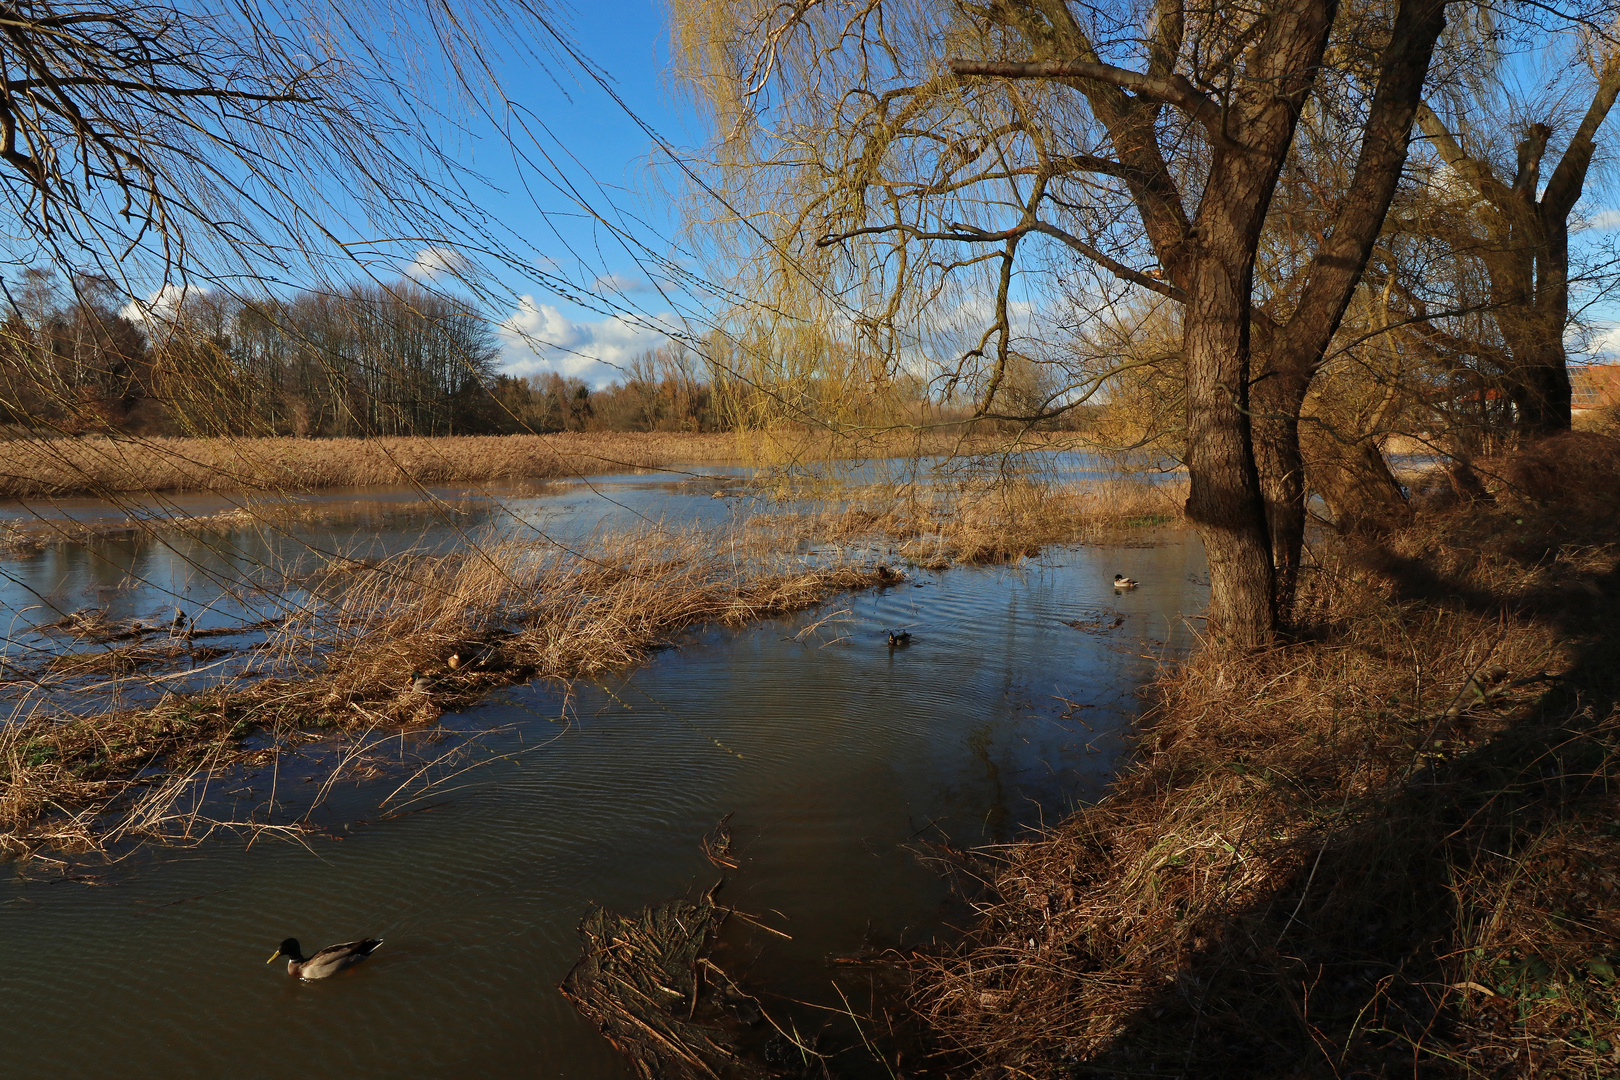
[818,476,1186,569]
[0,432,745,498]
[1572,406,1620,436]
[909,432,1620,1077]
[0,428,1115,500]
[0,520,896,857]
[562,891,794,1080]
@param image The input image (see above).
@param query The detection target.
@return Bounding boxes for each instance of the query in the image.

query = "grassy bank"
[0,522,896,858]
[0,432,744,499]
[912,432,1620,1076]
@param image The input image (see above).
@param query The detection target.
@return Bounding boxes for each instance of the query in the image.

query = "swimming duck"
[888,629,912,646]
[267,937,383,980]
[1113,575,1139,589]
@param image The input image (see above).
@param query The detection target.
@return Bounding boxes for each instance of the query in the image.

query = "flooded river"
[0,466,1207,1078]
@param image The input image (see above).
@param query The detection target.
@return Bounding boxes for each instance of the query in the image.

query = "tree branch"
[1541,52,1620,219]
[1414,103,1515,212]
[947,58,1222,136]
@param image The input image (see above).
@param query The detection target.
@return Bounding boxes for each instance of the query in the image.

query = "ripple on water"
[1,476,1206,1079]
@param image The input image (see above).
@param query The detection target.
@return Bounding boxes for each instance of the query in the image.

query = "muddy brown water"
[0,468,1206,1078]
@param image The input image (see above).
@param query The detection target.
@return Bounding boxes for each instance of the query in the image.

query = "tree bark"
[1301,424,1413,534]
[1249,334,1309,618]
[1250,0,1448,617]
[1184,235,1278,643]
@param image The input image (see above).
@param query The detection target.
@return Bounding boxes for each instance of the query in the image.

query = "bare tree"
[0,0,607,448]
[0,2,539,286]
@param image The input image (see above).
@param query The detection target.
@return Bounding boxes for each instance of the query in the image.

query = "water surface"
[0,469,1207,1078]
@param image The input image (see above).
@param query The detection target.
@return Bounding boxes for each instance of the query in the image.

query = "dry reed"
[820,476,1185,568]
[562,891,791,1080]
[0,520,895,857]
[0,432,744,499]
[908,432,1620,1077]
[0,428,1106,500]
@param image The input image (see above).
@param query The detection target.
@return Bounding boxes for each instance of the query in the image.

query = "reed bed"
[0,428,1104,500]
[0,432,744,498]
[821,476,1185,568]
[0,520,895,858]
[909,432,1620,1077]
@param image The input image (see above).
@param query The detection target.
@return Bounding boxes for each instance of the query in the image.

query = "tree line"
[0,271,729,437]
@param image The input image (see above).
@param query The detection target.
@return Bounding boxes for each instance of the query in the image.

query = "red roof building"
[1572,364,1620,412]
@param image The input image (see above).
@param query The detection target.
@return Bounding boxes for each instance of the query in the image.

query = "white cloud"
[119,283,197,327]
[1587,209,1620,231]
[591,273,650,294]
[405,245,471,283]
[1423,163,1482,205]
[1587,325,1620,358]
[498,295,674,385]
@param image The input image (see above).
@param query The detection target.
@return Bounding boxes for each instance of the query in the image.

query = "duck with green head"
[267,937,383,980]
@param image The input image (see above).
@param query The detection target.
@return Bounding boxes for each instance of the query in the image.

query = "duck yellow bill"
[266,950,283,963]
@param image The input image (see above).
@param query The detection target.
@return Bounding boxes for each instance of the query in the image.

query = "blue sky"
[85,0,1589,391]
[444,1,709,386]
[6,2,1617,386]
[466,5,1620,386]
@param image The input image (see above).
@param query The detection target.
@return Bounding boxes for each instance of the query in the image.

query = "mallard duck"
[1113,574,1139,589]
[888,629,912,646]
[267,937,383,980]
[446,652,461,670]
[171,608,187,630]
[409,670,432,693]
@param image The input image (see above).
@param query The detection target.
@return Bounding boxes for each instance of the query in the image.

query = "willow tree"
[673,0,1448,645]
[1396,35,1620,438]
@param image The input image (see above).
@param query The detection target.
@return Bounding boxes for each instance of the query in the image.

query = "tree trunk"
[1301,424,1412,534]
[1183,228,1279,647]
[1517,344,1574,435]
[1518,214,1575,436]
[1250,357,1308,618]
[1247,0,1448,619]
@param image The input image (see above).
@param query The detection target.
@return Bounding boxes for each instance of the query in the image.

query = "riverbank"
[912,431,1620,1076]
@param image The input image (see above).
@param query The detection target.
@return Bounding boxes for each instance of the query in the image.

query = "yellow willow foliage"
[666,0,1165,488]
